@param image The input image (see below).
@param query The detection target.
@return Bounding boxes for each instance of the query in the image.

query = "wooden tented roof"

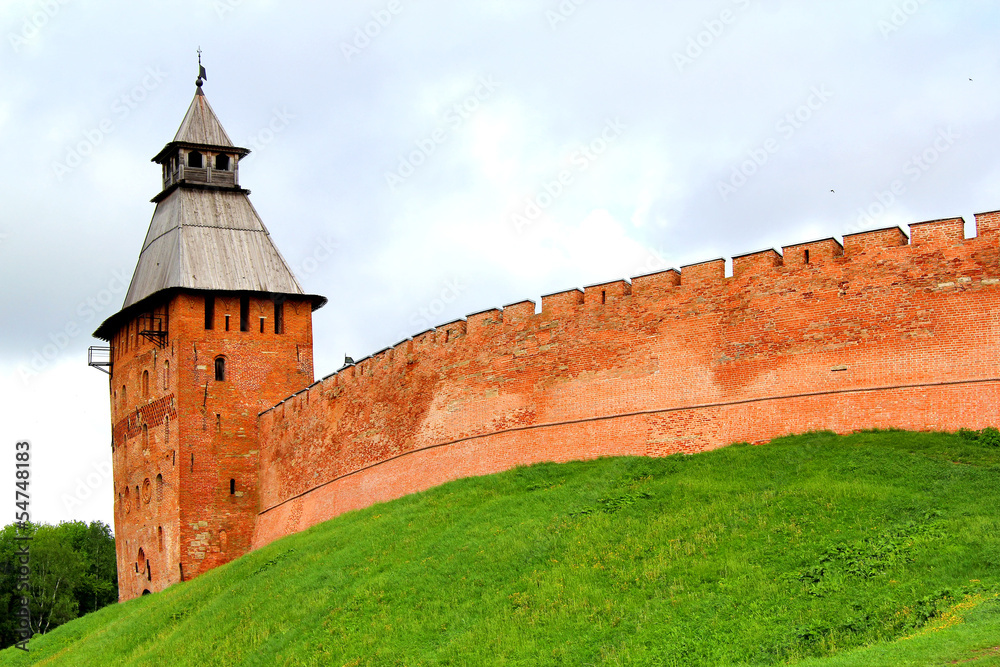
[93,87,325,341]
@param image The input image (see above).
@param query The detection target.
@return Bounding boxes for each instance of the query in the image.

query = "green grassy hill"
[3,430,1000,666]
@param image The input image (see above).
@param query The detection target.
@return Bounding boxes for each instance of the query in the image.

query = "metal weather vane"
[196,47,207,87]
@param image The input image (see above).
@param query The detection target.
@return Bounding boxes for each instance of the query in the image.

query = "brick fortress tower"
[92,72,326,600]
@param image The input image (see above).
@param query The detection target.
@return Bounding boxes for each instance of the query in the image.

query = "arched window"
[215,153,230,170]
[142,370,149,397]
[122,384,127,408]
[137,547,145,572]
[215,357,226,381]
[155,474,163,502]
[188,151,203,168]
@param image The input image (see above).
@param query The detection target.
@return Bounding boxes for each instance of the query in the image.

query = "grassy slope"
[3,431,999,666]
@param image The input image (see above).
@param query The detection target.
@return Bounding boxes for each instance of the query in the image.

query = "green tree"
[27,524,84,635]
[0,521,117,648]
[63,521,118,615]
[0,523,31,649]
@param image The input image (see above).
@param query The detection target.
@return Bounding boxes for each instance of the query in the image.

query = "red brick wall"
[252,213,1000,549]
[109,292,315,600]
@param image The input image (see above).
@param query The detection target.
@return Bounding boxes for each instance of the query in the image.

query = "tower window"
[230,479,236,494]
[158,526,164,551]
[142,370,149,397]
[259,317,265,333]
[163,360,169,389]
[142,424,148,449]
[804,249,811,264]
[274,300,284,334]
[240,297,250,332]
[225,314,230,331]
[205,296,215,330]
[215,153,230,170]
[214,357,226,381]
[188,151,203,168]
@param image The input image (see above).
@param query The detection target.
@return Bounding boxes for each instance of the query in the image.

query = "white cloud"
[3,2,1000,526]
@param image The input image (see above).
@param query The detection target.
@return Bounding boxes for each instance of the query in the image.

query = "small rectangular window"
[274,300,284,334]
[225,314,230,331]
[259,317,265,333]
[205,296,215,330]
[240,297,250,332]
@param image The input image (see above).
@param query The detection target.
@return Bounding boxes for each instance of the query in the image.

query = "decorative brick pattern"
[108,292,315,600]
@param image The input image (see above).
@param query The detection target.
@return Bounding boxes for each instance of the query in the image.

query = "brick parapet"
[252,214,1000,548]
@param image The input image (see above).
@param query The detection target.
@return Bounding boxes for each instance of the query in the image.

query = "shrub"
[979,427,1000,448]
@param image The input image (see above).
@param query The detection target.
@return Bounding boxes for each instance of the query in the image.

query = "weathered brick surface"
[251,214,1000,549]
[109,292,315,600]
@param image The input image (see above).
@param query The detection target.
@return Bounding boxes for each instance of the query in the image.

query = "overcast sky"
[2,0,998,530]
